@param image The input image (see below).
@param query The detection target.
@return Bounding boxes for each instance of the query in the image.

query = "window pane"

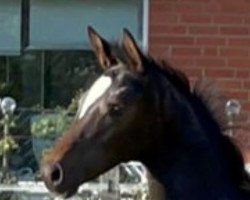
[44,50,99,108]
[0,0,21,55]
[0,57,6,83]
[4,51,99,109]
[8,53,42,107]
[29,0,142,49]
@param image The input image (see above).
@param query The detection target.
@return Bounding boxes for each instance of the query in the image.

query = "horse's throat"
[143,87,244,199]
[146,139,239,199]
[145,120,247,200]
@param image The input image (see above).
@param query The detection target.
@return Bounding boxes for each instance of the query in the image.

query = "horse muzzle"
[40,162,64,191]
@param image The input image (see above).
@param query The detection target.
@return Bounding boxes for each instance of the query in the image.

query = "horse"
[40,27,250,199]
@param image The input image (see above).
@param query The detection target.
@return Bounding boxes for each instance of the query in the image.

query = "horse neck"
[143,74,244,200]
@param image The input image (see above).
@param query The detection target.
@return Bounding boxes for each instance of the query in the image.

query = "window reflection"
[44,50,99,108]
[0,57,6,83]
[8,53,41,107]
[0,51,99,108]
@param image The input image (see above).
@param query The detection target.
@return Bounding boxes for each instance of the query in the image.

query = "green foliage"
[0,192,13,200]
[67,89,84,114]
[0,81,21,103]
[31,88,83,140]
[0,82,19,156]
[0,136,18,156]
[31,107,72,140]
[0,82,10,96]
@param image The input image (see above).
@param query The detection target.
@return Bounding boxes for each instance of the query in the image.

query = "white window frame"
[142,0,149,52]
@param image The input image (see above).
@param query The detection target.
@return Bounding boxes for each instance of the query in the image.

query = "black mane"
[113,44,250,192]
[153,58,250,193]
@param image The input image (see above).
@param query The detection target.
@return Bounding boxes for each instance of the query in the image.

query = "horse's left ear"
[88,26,116,70]
[122,29,145,73]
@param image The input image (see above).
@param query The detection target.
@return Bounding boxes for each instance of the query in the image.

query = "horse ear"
[122,29,145,73]
[88,26,116,70]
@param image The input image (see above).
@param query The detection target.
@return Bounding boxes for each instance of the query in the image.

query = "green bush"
[0,136,18,156]
[31,108,72,140]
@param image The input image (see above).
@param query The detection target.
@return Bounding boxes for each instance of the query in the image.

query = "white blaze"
[78,75,112,119]
[245,163,250,175]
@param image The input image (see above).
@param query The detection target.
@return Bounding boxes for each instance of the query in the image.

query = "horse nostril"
[50,163,64,187]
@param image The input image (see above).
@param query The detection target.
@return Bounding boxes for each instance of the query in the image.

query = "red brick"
[151,13,179,25]
[236,70,250,79]
[179,0,208,3]
[182,67,203,77]
[196,57,226,67]
[172,47,201,56]
[220,27,249,35]
[205,69,235,78]
[217,80,242,90]
[150,36,195,45]
[170,57,195,67]
[154,0,176,2]
[219,2,249,14]
[226,90,249,100]
[181,14,212,24]
[150,45,170,58]
[245,103,250,112]
[228,38,250,47]
[149,0,250,118]
[189,26,219,35]
[244,81,250,88]
[213,15,244,24]
[151,25,187,35]
[245,16,250,24]
[196,37,226,46]
[203,47,219,56]
[151,2,174,12]
[174,3,203,13]
[153,0,170,1]
[228,59,250,68]
[204,2,220,13]
[220,48,249,57]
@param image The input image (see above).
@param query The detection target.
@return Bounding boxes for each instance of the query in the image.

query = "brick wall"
[149,0,250,125]
[149,0,250,160]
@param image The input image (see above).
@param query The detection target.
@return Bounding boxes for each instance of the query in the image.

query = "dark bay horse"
[41,27,250,199]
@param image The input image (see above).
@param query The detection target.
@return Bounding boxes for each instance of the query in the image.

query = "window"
[0,0,21,55]
[0,0,148,173]
[0,0,148,109]
[0,57,7,83]
[42,50,98,108]
[29,0,143,49]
